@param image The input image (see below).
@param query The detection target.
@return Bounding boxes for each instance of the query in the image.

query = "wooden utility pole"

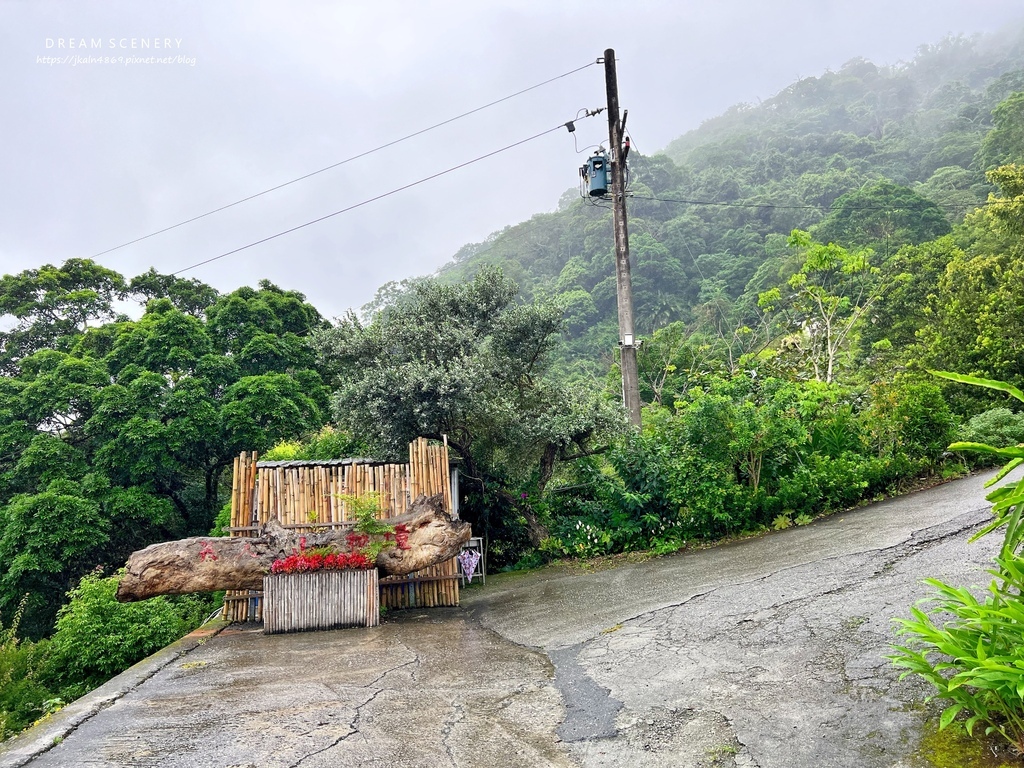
[604,48,641,427]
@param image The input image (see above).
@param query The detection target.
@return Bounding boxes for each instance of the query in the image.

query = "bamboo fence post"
[230,455,240,531]
[292,467,300,526]
[329,467,337,522]
[269,467,277,522]
[416,438,424,496]
[421,439,426,492]
[251,452,259,524]
[408,442,416,499]
[421,438,428,496]
[278,467,285,524]
[290,468,299,526]
[279,468,287,525]
[314,466,321,523]
[345,465,351,516]
[306,467,312,526]
[441,436,452,513]
[325,466,332,522]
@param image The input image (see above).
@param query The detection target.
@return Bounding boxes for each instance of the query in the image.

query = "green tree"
[128,269,220,318]
[0,484,110,639]
[861,235,961,354]
[813,180,951,259]
[918,166,1024,400]
[314,268,622,548]
[0,260,127,373]
[759,230,878,383]
[205,280,325,373]
[977,91,1024,170]
[0,266,331,637]
[985,163,1024,236]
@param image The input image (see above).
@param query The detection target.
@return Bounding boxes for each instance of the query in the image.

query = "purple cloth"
[458,549,482,582]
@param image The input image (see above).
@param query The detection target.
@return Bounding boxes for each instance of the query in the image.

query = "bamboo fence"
[263,570,379,633]
[222,437,459,622]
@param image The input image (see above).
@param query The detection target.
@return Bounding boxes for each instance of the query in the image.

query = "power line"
[92,60,599,261]
[629,193,991,213]
[173,114,598,276]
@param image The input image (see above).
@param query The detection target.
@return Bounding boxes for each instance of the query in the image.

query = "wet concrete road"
[1,470,1013,768]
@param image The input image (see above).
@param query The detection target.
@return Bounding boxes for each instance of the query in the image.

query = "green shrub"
[861,377,958,464]
[961,407,1024,451]
[774,466,819,515]
[891,371,1024,752]
[0,597,54,740]
[892,561,1024,751]
[808,452,871,511]
[210,502,231,536]
[263,426,367,462]
[809,404,863,458]
[545,519,614,558]
[41,571,213,700]
[539,373,963,563]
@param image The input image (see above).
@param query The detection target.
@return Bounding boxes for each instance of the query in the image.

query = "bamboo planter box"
[263,570,379,634]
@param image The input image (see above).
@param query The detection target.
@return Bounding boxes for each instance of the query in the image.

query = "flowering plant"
[270,547,374,574]
[268,507,411,575]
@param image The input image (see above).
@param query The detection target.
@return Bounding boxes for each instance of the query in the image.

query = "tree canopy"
[0,267,328,637]
[316,268,622,548]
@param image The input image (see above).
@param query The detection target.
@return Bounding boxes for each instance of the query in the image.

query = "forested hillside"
[416,28,1024,380]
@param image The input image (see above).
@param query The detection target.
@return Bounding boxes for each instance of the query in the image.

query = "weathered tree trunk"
[116,494,471,602]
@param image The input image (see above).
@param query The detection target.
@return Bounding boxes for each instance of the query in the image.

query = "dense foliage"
[313,268,623,556]
[0,272,328,638]
[0,573,213,739]
[538,374,958,560]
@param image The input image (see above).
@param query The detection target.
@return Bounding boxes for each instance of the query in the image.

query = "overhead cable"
[173,113,599,275]
[92,60,599,260]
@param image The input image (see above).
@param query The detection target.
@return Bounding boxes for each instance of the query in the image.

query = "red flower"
[270,544,376,574]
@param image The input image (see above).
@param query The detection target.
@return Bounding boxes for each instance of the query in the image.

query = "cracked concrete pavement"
[3,613,572,768]
[2,468,1016,767]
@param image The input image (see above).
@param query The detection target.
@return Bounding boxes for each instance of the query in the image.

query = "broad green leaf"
[949,442,1024,459]
[985,458,1024,488]
[992,493,1024,513]
[986,485,1017,503]
[939,704,962,730]
[928,370,1024,404]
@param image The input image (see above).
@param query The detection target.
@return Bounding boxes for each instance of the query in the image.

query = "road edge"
[0,617,230,768]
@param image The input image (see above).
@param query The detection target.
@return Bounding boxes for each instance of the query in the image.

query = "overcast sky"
[2,1,1022,320]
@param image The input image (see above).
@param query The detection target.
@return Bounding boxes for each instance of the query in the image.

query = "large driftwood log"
[116,494,471,602]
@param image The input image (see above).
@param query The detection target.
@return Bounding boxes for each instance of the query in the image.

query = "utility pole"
[604,48,642,427]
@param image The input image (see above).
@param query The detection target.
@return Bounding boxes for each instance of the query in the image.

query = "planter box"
[263,569,379,634]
